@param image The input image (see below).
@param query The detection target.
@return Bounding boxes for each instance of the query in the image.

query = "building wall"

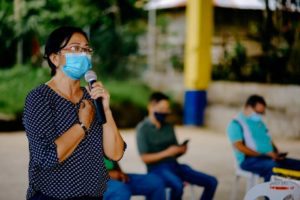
[206,81,300,138]
[143,72,300,138]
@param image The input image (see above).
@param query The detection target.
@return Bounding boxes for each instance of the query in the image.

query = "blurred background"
[0,0,300,136]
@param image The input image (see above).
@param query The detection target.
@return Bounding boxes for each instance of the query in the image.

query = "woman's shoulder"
[26,84,52,101]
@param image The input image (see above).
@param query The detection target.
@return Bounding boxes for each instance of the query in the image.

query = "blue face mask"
[154,112,169,123]
[62,53,92,80]
[249,112,262,122]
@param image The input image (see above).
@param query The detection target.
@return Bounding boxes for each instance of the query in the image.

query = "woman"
[23,26,126,200]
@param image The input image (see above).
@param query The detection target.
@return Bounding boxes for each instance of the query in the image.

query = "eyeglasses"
[61,45,93,55]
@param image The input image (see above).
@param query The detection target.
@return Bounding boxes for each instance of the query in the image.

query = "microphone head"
[85,70,97,82]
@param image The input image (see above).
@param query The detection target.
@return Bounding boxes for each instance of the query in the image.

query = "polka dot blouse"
[23,84,109,199]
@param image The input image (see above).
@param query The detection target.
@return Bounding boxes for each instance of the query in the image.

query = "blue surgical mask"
[154,112,169,123]
[62,53,92,80]
[249,112,262,122]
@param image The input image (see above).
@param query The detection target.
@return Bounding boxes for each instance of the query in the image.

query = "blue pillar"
[184,90,207,125]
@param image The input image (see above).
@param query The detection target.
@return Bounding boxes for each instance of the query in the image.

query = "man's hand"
[108,170,129,182]
[166,145,187,157]
[267,152,285,161]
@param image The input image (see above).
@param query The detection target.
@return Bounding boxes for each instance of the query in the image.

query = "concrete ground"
[0,127,299,200]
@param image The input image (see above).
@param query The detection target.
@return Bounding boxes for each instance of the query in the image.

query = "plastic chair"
[244,180,300,200]
[230,162,261,200]
[271,175,300,186]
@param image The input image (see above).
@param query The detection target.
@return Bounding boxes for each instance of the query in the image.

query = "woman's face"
[50,32,90,70]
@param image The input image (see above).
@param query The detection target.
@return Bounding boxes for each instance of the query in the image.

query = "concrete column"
[147,9,156,72]
[184,0,213,125]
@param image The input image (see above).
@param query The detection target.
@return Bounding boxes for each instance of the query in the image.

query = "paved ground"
[0,127,299,200]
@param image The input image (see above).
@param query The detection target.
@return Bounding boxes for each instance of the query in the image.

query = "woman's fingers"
[86,81,111,111]
[92,82,103,88]
[85,82,103,93]
[90,85,109,100]
[80,100,85,109]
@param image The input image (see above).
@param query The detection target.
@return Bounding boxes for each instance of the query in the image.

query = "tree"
[1,0,146,76]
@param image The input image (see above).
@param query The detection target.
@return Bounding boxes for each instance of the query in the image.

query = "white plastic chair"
[271,174,300,186]
[230,163,261,200]
[244,180,300,200]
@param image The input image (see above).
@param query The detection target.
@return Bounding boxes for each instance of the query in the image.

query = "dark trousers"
[149,161,218,200]
[29,191,102,200]
[241,156,300,181]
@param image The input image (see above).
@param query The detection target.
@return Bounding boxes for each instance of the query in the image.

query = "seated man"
[136,92,218,200]
[227,94,300,182]
[103,158,166,200]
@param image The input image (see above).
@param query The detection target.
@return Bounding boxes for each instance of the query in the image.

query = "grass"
[0,66,152,120]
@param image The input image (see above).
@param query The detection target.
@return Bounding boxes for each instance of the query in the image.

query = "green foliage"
[0,66,49,116]
[170,54,184,72]
[212,41,248,81]
[0,0,146,74]
[0,0,16,67]
[157,14,170,34]
[0,67,152,123]
[105,78,151,109]
[91,20,146,78]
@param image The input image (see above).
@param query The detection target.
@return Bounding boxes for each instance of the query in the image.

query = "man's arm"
[141,145,186,164]
[233,141,261,157]
[228,120,262,157]
[234,141,282,160]
[108,163,129,182]
[272,141,279,153]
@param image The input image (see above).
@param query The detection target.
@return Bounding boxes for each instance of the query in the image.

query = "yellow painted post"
[183,0,213,125]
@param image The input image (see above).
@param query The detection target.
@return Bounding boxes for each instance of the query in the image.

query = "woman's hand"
[86,82,110,112]
[78,100,95,129]
[89,81,125,161]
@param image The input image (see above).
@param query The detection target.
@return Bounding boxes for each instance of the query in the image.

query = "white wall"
[206,81,300,138]
[143,71,300,138]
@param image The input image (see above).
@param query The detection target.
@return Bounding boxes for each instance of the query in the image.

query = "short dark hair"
[245,94,267,107]
[149,92,169,103]
[44,26,89,76]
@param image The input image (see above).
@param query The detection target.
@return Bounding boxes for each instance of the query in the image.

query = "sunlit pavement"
[0,127,299,200]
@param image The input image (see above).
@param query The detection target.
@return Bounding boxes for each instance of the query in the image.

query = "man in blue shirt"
[227,94,300,181]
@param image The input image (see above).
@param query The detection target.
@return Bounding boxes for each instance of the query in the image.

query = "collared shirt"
[136,118,178,170]
[227,112,273,164]
[23,84,109,199]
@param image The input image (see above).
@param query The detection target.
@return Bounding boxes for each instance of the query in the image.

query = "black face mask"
[154,112,168,123]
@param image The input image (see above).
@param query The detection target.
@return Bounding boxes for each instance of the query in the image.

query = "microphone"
[84,70,107,125]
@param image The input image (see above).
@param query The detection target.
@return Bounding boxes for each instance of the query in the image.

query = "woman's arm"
[55,99,94,162]
[54,124,85,162]
[102,110,125,161]
[88,82,125,161]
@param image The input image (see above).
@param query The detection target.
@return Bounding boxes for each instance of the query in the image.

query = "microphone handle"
[89,80,107,125]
